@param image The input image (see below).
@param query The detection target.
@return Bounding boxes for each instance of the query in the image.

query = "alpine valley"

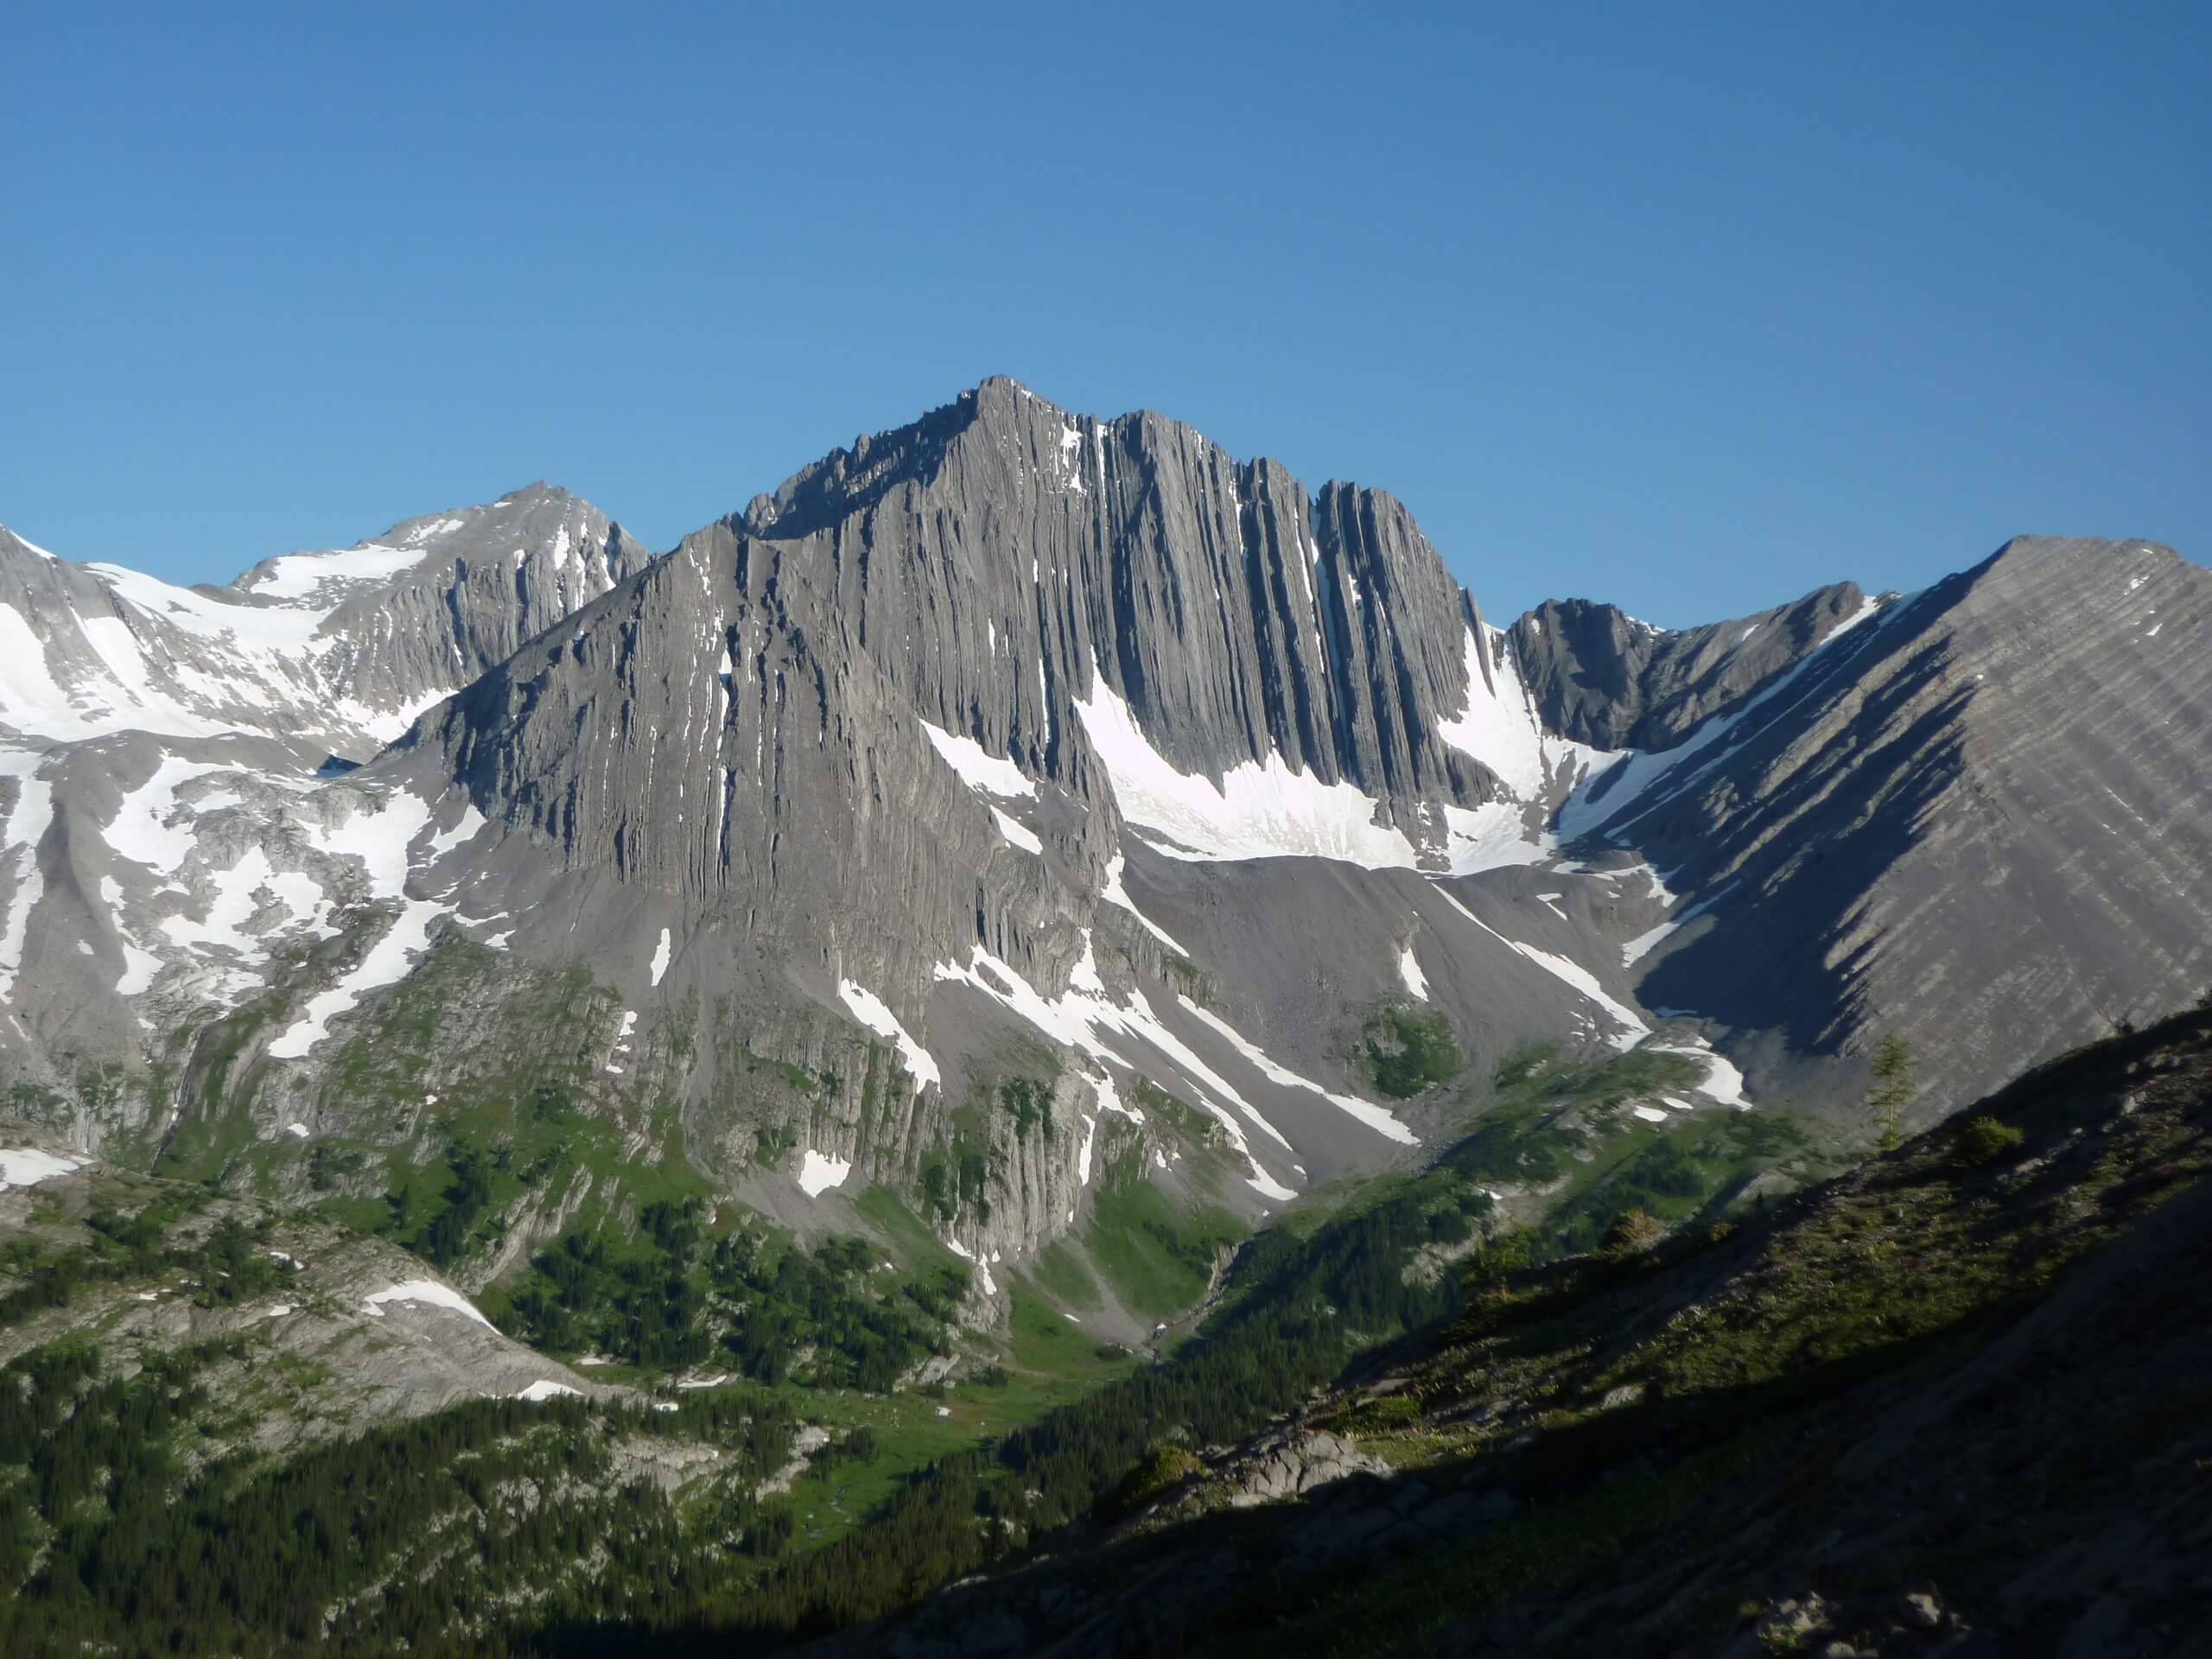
[2,378,2207,1656]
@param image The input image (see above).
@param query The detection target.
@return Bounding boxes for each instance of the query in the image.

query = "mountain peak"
[0,523,60,563]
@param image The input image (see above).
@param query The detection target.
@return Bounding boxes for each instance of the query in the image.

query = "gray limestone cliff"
[4,378,2209,1287]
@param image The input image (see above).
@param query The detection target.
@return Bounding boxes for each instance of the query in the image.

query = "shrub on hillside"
[1362,1007,1465,1098]
[1599,1208,1669,1257]
[1955,1115,2025,1166]
[1096,1441,1202,1521]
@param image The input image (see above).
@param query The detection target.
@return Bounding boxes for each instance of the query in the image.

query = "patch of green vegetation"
[4,1078,71,1128]
[1001,1287,1140,1402]
[741,1046,835,1099]
[1320,1390,1421,1437]
[1361,1007,1465,1098]
[1031,1240,1103,1312]
[490,1199,965,1389]
[1954,1114,2024,1166]
[1539,1113,1815,1258]
[1097,1441,1201,1521]
[1416,1046,1834,1264]
[1208,1417,1792,1656]
[1084,1179,1243,1322]
[1185,1017,2212,1656]
[1489,1040,1558,1091]
[734,1128,1473,1637]
[776,1288,1140,1552]
[1133,1078,1221,1145]
[152,1054,269,1188]
[853,1184,959,1272]
[917,1118,999,1227]
[0,1193,270,1329]
[997,1075,1057,1139]
[857,1040,885,1131]
[0,1336,806,1655]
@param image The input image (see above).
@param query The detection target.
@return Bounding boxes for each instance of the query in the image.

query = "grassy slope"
[848,1008,2212,1658]
[1224,1013,2212,1652]
[1,973,1874,1656]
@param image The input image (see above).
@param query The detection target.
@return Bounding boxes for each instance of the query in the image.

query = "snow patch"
[650,927,673,986]
[1650,1043,1753,1109]
[992,805,1043,855]
[1100,850,1188,953]
[931,941,1306,1197]
[0,751,56,1000]
[419,803,489,861]
[1432,885,1649,1050]
[0,1147,85,1189]
[798,1149,853,1197]
[361,1280,494,1329]
[1075,670,1418,868]
[266,789,447,1058]
[514,1379,583,1402]
[1621,880,1740,967]
[944,1235,997,1296]
[921,721,1035,798]
[1175,995,1419,1146]
[1560,595,1885,842]
[836,979,941,1091]
[1436,799,1557,875]
[1435,626,1550,798]
[1396,945,1428,1001]
[105,758,226,875]
[246,543,427,601]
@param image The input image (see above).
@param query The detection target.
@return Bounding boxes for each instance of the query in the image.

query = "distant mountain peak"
[0,485,651,755]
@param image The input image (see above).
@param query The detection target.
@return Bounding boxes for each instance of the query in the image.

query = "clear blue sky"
[3,3,2203,625]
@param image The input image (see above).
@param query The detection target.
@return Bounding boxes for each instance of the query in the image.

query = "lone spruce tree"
[1868,1032,1916,1150]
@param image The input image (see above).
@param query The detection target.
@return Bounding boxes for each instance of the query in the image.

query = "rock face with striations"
[1573,535,2212,1121]
[731,377,1510,810]
[356,378,1560,1262]
[3,376,2209,1288]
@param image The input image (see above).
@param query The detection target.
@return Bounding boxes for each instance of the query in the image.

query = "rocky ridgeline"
[1511,582,1867,751]
[2,378,2209,1291]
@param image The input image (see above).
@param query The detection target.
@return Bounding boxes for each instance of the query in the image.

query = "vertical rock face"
[394,378,1554,1065]
[362,379,1571,1255]
[3,376,2208,1269]
[733,378,1505,807]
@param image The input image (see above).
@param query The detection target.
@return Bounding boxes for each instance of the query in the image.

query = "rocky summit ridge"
[1,377,2207,1325]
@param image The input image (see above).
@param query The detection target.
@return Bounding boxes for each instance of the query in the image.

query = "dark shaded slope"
[804,1005,2212,1658]
[1581,535,2212,1122]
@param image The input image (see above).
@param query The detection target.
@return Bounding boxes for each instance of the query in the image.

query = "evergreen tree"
[1869,1032,1915,1150]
